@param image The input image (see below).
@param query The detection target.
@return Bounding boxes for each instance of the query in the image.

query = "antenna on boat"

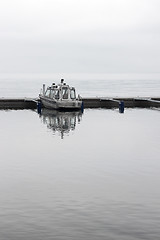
[43,84,45,95]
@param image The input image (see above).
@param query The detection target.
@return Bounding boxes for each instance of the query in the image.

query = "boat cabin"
[44,82,77,101]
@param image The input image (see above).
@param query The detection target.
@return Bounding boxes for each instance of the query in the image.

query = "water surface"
[0,73,160,98]
[0,108,160,239]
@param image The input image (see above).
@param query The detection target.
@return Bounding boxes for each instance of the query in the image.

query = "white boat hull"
[40,95,82,110]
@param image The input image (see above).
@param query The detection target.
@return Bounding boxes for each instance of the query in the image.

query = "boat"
[39,79,83,110]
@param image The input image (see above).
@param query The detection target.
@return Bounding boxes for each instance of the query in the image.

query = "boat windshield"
[70,88,76,99]
[45,88,51,97]
[62,87,68,99]
[55,89,59,99]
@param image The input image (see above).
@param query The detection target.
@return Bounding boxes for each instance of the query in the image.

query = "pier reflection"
[40,109,82,138]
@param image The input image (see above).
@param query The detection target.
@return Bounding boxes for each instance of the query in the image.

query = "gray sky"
[0,0,160,74]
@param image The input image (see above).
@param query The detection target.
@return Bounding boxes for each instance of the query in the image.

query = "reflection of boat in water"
[39,79,83,110]
[40,108,82,138]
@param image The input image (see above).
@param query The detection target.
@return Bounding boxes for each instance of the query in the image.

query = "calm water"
[0,73,160,98]
[0,108,160,240]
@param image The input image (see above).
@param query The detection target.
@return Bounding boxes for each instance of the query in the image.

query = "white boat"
[39,79,83,110]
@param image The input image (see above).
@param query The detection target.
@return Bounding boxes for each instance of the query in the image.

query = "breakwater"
[0,97,160,109]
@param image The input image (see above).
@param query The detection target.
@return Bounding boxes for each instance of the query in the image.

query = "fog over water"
[0,0,160,74]
[0,73,160,98]
[0,1,160,239]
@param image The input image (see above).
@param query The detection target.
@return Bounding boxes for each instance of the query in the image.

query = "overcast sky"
[0,0,160,74]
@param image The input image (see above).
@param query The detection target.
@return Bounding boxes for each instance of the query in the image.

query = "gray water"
[0,108,160,240]
[0,73,160,98]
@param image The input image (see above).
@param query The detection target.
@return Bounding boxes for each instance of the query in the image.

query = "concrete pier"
[0,98,37,109]
[0,97,160,109]
[82,97,160,109]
